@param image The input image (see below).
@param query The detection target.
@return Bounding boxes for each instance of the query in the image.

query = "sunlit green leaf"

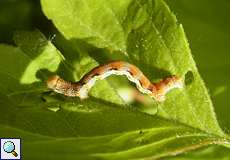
[41,0,224,135]
[0,0,229,159]
[165,0,230,134]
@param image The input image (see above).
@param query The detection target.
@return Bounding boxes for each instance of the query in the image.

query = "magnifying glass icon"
[3,141,18,157]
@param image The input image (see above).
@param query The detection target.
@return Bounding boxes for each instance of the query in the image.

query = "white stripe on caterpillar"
[47,61,183,102]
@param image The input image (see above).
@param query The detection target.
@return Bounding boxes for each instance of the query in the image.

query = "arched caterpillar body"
[47,61,183,102]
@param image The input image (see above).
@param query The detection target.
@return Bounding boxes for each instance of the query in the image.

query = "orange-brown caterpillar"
[47,61,183,102]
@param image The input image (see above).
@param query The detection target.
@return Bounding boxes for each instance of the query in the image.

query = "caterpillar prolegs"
[47,61,183,102]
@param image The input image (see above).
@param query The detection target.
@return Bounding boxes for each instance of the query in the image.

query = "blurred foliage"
[0,0,52,43]
[0,0,230,159]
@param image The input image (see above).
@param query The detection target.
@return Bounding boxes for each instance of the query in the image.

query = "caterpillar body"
[47,61,183,102]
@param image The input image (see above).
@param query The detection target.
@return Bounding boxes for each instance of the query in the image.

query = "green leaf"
[0,0,229,159]
[0,30,227,159]
[161,0,230,159]
[13,30,64,84]
[165,145,230,160]
[41,0,224,134]
[0,92,228,160]
[165,0,230,134]
[41,0,131,51]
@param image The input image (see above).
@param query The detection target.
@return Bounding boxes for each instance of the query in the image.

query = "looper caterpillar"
[47,61,183,102]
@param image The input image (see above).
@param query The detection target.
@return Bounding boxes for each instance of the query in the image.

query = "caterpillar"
[47,61,183,102]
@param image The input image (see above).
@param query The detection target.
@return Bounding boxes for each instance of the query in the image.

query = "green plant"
[0,0,230,159]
